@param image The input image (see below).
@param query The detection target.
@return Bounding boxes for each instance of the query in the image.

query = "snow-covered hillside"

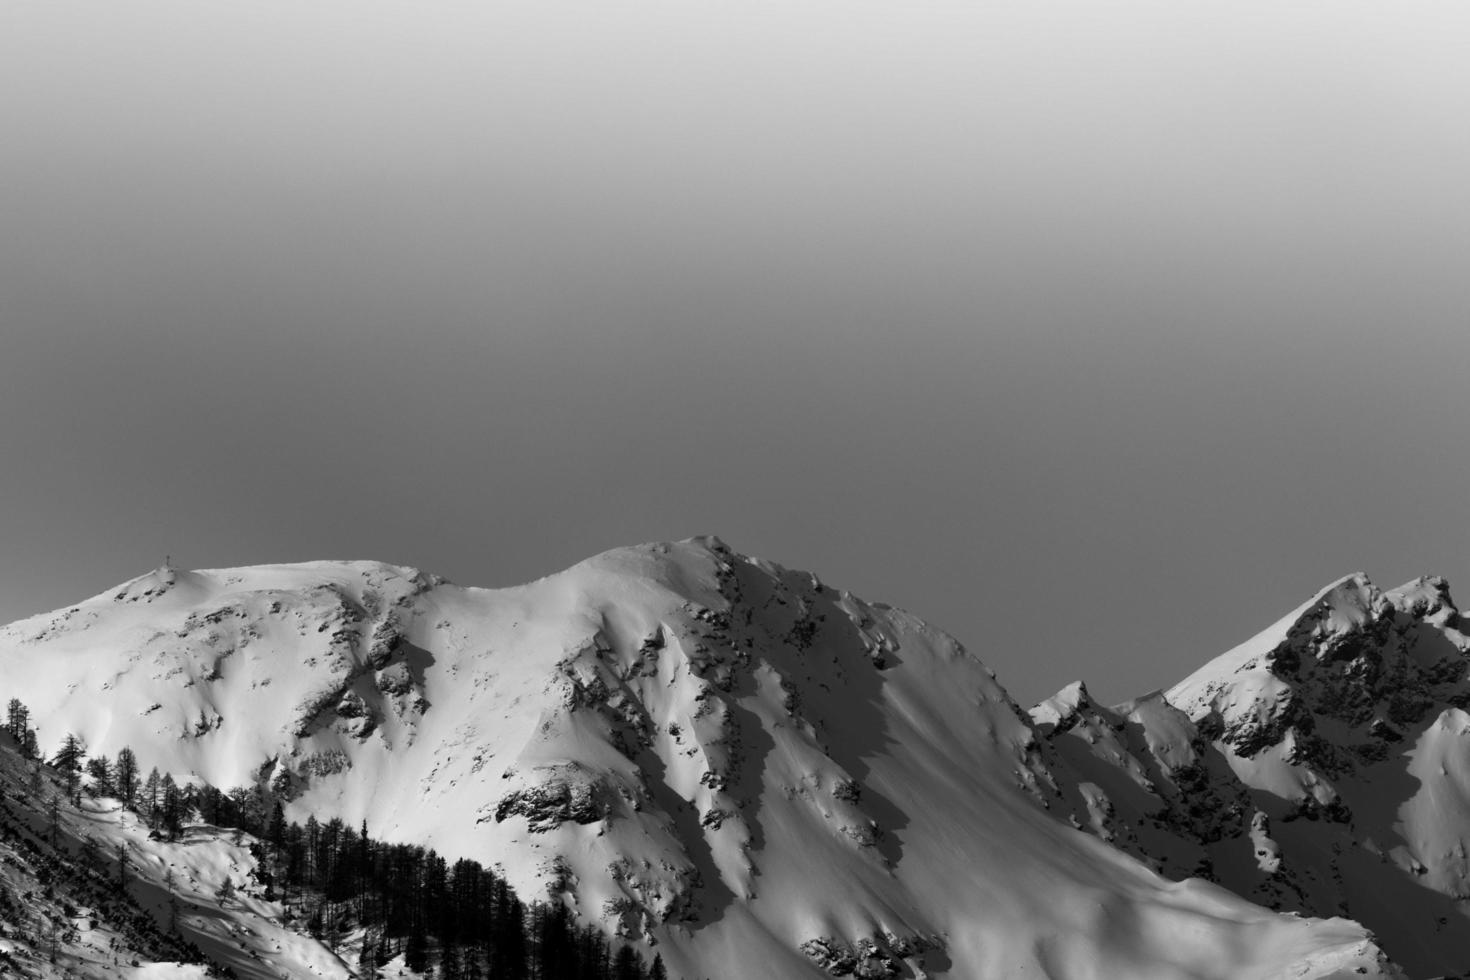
[0,729,350,979]
[0,539,1409,979]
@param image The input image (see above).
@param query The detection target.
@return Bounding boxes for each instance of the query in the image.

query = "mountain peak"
[1162,567,1470,814]
[1029,679,1093,731]
[1166,572,1393,717]
[1386,574,1458,621]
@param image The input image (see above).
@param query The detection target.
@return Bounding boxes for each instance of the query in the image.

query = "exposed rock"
[494,765,611,832]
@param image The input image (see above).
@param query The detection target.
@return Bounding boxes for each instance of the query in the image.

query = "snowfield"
[0,538,1431,978]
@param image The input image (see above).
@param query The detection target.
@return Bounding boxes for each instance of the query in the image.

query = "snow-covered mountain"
[0,538,1431,978]
[1032,572,1470,978]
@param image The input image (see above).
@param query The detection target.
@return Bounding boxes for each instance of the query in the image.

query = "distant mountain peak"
[1029,679,1093,732]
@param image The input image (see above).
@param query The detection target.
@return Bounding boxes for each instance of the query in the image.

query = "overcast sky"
[1,1,1467,705]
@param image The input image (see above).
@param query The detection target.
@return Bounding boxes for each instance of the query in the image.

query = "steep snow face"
[0,540,1400,980]
[1032,572,1470,976]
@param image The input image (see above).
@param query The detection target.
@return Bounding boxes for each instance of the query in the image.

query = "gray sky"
[2,1,1467,705]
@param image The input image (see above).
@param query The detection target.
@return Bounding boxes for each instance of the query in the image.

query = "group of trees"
[241,812,669,980]
[2,697,672,979]
[4,697,39,758]
[5,699,240,840]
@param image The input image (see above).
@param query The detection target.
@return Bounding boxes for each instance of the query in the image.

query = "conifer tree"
[405,921,430,973]
[47,794,61,844]
[143,768,163,824]
[304,815,321,883]
[358,927,383,975]
[52,733,86,795]
[267,800,287,843]
[441,945,466,980]
[86,755,115,796]
[164,867,180,934]
[498,892,529,980]
[613,944,642,980]
[115,747,140,806]
[4,698,28,740]
[160,773,184,838]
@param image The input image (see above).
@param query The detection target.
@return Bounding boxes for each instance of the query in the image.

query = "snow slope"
[0,539,1403,979]
[0,731,350,980]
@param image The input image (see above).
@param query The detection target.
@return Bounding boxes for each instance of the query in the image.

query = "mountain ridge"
[1039,567,1470,976]
[0,538,1436,978]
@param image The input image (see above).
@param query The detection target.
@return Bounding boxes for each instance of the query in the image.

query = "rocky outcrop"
[493,764,613,832]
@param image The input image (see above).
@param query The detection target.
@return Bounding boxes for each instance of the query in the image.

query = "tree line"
[4,697,672,980]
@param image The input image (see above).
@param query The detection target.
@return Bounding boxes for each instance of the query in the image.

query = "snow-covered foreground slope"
[0,731,349,979]
[0,539,1404,979]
